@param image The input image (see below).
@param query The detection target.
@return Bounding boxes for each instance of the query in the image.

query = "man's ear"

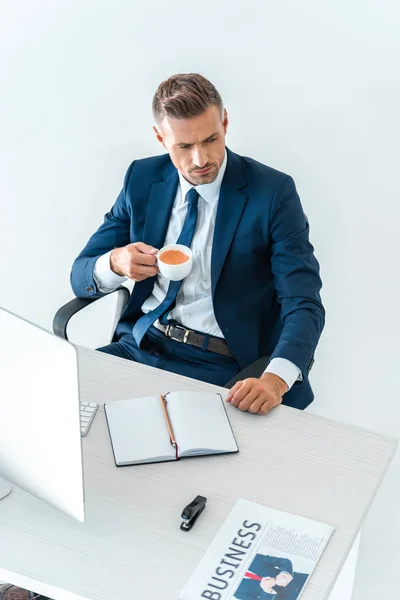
[222,108,229,135]
[153,125,166,148]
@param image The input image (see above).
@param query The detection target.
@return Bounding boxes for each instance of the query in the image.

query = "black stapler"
[180,495,207,531]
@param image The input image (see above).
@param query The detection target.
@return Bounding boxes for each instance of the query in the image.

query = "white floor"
[351,458,400,600]
[309,351,400,600]
[328,534,360,600]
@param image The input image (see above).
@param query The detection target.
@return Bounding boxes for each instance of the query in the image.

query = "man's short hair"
[152,73,224,124]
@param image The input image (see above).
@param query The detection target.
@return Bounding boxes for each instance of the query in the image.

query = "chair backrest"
[66,286,132,348]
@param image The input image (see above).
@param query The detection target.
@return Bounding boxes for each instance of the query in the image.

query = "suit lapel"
[142,162,179,250]
[132,161,178,311]
[211,148,248,297]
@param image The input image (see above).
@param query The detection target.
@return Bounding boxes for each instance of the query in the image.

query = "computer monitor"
[0,306,85,522]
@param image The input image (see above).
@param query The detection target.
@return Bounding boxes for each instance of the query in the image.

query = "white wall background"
[1,1,399,598]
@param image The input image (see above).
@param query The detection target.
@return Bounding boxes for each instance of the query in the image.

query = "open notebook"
[104,391,238,466]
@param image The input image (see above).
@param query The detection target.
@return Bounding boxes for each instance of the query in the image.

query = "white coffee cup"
[157,244,193,281]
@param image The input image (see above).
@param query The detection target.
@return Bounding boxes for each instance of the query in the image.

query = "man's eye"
[207,138,217,143]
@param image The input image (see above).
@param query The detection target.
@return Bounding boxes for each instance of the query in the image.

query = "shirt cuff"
[93,250,127,293]
[264,358,302,391]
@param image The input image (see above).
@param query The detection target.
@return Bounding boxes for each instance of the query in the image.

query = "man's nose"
[192,148,208,169]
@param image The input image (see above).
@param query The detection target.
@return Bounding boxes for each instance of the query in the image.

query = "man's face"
[154,105,228,186]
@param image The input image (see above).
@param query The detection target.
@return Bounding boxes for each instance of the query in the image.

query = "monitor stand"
[0,477,12,501]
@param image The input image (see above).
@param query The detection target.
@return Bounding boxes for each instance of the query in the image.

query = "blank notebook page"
[105,396,175,464]
[166,391,237,456]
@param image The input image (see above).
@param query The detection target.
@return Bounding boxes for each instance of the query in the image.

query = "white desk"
[0,347,396,600]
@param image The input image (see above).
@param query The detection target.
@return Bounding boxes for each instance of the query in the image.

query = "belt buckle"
[166,324,193,344]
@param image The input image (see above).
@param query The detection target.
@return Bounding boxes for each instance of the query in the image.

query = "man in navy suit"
[234,554,308,599]
[71,73,324,413]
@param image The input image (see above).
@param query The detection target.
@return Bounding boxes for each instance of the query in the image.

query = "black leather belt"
[153,322,234,358]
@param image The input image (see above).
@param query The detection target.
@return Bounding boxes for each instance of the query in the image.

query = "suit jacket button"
[85,285,94,293]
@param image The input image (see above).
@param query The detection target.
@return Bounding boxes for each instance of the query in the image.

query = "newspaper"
[180,498,334,600]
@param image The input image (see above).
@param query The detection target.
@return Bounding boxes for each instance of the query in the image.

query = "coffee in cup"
[158,249,190,265]
[157,244,193,281]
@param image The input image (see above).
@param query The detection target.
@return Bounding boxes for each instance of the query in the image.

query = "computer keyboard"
[80,401,99,436]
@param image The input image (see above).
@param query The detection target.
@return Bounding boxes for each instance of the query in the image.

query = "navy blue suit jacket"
[70,147,324,409]
[234,554,308,600]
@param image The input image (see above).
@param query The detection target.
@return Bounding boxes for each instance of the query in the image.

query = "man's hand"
[110,242,159,282]
[275,572,293,588]
[226,372,288,415]
[260,577,277,593]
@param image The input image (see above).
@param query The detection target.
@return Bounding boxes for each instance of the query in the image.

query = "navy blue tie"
[132,188,199,347]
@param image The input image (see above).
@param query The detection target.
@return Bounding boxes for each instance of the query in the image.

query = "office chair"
[53,286,269,388]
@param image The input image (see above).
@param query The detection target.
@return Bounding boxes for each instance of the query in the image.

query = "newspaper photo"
[180,498,334,600]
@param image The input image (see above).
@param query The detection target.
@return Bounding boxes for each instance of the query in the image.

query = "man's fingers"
[133,242,159,255]
[135,264,159,277]
[130,245,158,266]
[111,243,160,280]
[228,376,283,416]
[257,400,275,415]
[230,379,255,407]
[228,381,249,406]
[247,395,269,414]
[128,266,159,281]
[237,389,261,412]
[134,251,158,267]
[229,378,259,407]
[226,381,243,402]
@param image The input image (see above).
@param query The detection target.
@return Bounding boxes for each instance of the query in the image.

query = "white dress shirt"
[93,151,302,390]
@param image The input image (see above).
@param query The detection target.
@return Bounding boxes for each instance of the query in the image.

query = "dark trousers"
[97,326,241,387]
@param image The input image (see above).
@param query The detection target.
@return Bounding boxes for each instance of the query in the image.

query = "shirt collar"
[178,149,227,204]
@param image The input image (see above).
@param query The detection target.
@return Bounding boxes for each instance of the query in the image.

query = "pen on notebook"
[159,393,176,446]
